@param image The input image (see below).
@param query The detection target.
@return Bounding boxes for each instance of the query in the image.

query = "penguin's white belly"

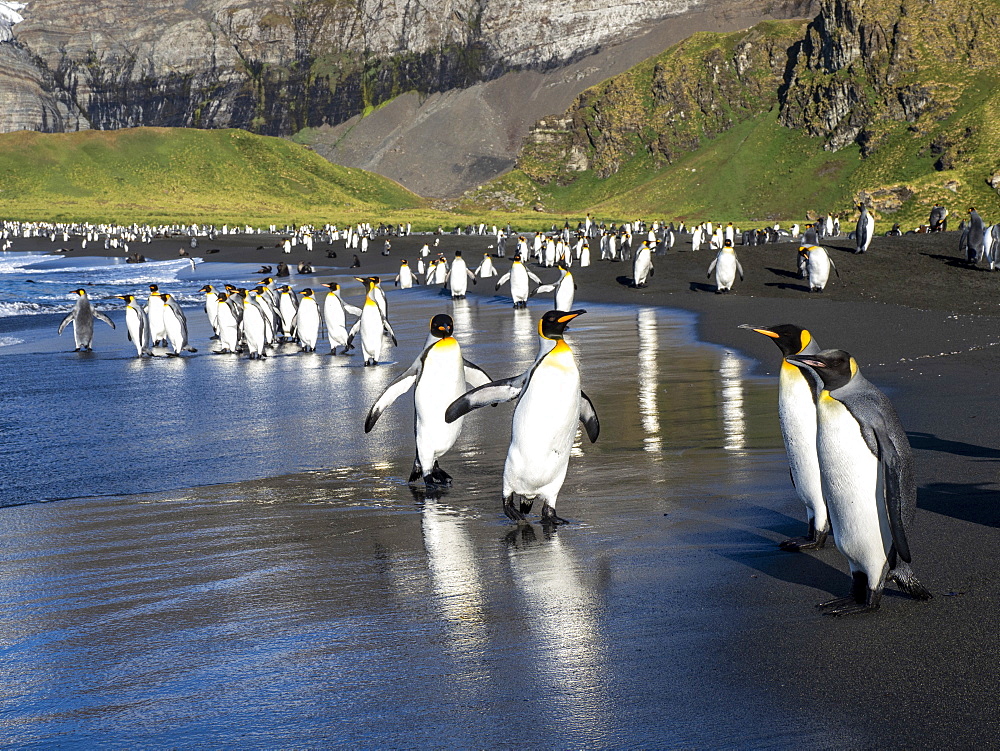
[298,301,320,347]
[817,396,891,574]
[715,255,737,289]
[634,252,652,285]
[399,269,413,289]
[148,302,166,340]
[778,364,825,526]
[504,358,580,496]
[279,300,296,335]
[217,310,239,351]
[807,250,831,288]
[359,308,384,361]
[163,309,184,353]
[450,265,468,296]
[125,308,145,353]
[555,280,575,311]
[414,342,466,465]
[244,306,267,354]
[510,269,530,303]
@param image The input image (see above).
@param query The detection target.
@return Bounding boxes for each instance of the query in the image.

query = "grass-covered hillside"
[463,3,1000,229]
[0,127,426,226]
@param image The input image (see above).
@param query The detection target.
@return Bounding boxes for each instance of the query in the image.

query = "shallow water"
[0,256,849,746]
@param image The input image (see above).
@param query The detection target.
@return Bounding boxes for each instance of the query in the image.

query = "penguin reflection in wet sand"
[445,310,599,524]
[740,324,828,550]
[786,349,932,615]
[365,314,492,486]
[58,288,115,351]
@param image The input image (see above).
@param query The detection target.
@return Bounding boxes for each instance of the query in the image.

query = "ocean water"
[0,254,850,746]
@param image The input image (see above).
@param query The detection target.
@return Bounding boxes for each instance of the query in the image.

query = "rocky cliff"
[778,0,1000,155]
[0,0,768,136]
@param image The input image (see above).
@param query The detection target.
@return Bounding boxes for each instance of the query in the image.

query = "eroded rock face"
[779,0,1000,153]
[0,0,723,135]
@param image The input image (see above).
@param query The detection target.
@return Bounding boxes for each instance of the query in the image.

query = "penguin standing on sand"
[632,240,654,287]
[802,245,839,292]
[966,207,985,264]
[786,349,932,615]
[58,288,115,351]
[277,285,298,342]
[740,324,828,550]
[199,284,221,339]
[346,276,397,366]
[294,288,321,352]
[159,293,197,356]
[321,282,362,355]
[475,254,498,279]
[365,314,492,486]
[495,255,541,308]
[446,250,477,299]
[445,310,599,524]
[854,203,875,254]
[531,263,576,311]
[395,260,416,289]
[929,204,948,232]
[115,293,152,357]
[707,239,744,293]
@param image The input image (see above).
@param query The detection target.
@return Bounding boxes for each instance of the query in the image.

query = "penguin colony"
[39,205,950,615]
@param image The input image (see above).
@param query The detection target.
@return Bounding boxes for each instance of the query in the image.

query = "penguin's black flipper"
[365,364,419,432]
[57,311,75,335]
[445,374,527,423]
[579,391,600,443]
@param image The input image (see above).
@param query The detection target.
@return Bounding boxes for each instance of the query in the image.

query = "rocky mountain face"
[0,0,750,136]
[490,0,1000,203]
[778,0,1000,155]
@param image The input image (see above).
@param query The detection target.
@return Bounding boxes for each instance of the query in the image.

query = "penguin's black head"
[149,284,158,292]
[71,288,85,296]
[430,314,454,338]
[199,284,213,293]
[539,309,585,340]
[323,282,339,291]
[740,323,813,357]
[786,349,856,390]
[217,293,229,302]
[455,250,462,257]
[302,288,313,297]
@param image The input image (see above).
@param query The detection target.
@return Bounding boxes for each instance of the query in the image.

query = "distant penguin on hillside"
[365,314,492,487]
[58,288,115,351]
[854,203,875,254]
[929,204,948,232]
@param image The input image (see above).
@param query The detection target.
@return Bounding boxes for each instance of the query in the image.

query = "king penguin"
[802,245,839,292]
[159,293,197,356]
[854,203,875,254]
[115,293,152,357]
[346,276,397,366]
[295,288,321,352]
[786,349,932,615]
[58,288,115,351]
[632,240,654,288]
[495,255,542,308]
[531,262,576,311]
[740,323,828,550]
[446,250,477,299]
[445,310,599,524]
[145,284,167,347]
[321,282,362,355]
[365,314,492,486]
[707,239,744,293]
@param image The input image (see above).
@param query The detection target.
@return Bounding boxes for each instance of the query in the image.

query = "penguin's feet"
[779,536,822,551]
[503,495,526,522]
[816,596,879,617]
[540,503,568,526]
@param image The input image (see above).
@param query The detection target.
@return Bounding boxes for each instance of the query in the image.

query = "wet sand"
[9,227,1000,744]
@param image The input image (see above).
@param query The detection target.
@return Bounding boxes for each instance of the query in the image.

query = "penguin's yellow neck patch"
[551,339,572,355]
[435,336,458,350]
[849,357,858,377]
[799,330,812,352]
[820,389,834,402]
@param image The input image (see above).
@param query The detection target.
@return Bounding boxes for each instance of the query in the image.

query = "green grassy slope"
[0,127,425,225]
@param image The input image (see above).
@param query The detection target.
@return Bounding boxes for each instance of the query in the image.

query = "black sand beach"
[10,227,1000,745]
